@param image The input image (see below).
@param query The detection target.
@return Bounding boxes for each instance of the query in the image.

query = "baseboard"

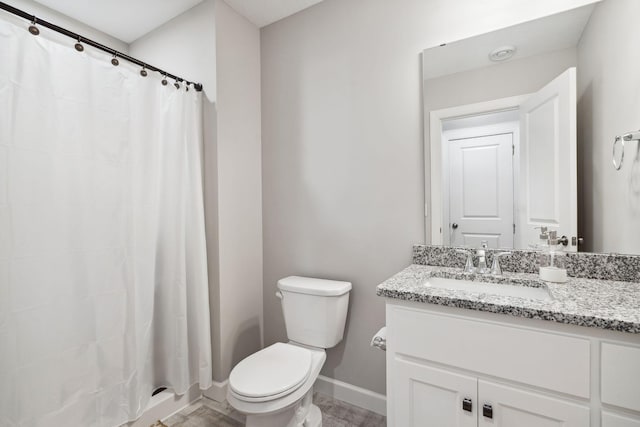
[203,379,228,402]
[314,375,386,416]
[125,384,202,427]
[199,376,386,416]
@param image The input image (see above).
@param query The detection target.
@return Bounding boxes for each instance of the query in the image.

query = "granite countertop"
[376,264,640,334]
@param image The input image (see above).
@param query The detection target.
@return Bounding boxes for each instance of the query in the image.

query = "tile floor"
[159,393,386,427]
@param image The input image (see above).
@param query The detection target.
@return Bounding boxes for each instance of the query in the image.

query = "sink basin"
[424,277,551,301]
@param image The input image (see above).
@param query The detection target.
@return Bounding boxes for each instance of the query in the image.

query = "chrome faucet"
[456,248,476,273]
[476,241,489,274]
[490,252,512,275]
[458,242,512,275]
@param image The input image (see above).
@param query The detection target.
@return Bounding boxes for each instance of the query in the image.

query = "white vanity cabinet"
[393,359,477,426]
[476,381,589,426]
[386,300,640,427]
[392,359,589,426]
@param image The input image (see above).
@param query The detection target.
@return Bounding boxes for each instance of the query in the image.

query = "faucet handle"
[535,226,549,240]
[456,249,476,274]
[490,252,512,275]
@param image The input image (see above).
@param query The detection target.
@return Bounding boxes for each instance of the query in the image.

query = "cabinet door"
[478,380,589,427]
[391,358,477,427]
[603,411,640,427]
[601,342,640,412]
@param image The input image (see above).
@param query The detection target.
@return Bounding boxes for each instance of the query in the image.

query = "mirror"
[422,0,640,255]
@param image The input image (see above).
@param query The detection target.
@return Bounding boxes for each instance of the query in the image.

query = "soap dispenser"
[538,230,568,283]
[530,226,549,250]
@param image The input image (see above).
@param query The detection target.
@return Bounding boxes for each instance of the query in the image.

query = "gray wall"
[577,0,640,254]
[213,0,263,380]
[261,0,597,395]
[423,47,578,243]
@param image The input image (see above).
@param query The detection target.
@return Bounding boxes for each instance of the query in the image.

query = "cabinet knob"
[462,398,472,412]
[483,403,493,419]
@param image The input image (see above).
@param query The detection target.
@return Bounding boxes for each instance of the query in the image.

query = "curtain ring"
[140,65,148,77]
[174,79,180,90]
[75,36,84,52]
[613,135,625,171]
[111,54,119,66]
[28,18,39,35]
[161,74,168,86]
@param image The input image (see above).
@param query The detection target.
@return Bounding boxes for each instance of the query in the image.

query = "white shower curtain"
[0,15,212,427]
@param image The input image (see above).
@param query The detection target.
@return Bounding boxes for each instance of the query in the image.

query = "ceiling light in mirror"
[489,45,516,62]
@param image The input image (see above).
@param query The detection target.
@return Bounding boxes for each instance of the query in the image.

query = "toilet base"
[305,404,322,427]
[244,389,322,427]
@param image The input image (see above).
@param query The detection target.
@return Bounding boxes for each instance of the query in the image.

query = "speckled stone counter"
[377,264,640,334]
[412,244,640,282]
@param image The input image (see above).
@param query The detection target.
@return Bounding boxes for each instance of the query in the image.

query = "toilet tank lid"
[277,276,352,296]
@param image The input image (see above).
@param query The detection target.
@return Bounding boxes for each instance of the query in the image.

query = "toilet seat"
[229,343,312,402]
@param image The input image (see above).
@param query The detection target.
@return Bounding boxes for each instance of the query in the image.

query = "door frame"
[427,94,530,245]
[443,121,519,247]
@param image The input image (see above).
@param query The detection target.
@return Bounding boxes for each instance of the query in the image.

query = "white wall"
[131,0,263,384]
[129,0,216,102]
[261,0,598,395]
[214,0,263,380]
[6,0,128,51]
[577,0,640,254]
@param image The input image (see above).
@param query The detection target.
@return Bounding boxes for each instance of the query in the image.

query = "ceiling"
[33,0,204,43]
[31,0,326,43]
[224,0,325,27]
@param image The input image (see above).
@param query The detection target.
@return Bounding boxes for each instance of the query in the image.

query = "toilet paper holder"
[370,327,387,351]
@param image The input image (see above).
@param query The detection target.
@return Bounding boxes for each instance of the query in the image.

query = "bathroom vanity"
[381,1,640,425]
[378,246,640,427]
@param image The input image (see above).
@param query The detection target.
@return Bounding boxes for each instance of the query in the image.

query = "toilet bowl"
[227,342,326,427]
[227,276,351,427]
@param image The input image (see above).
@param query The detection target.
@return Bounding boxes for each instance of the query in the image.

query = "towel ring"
[613,135,625,170]
[613,131,640,171]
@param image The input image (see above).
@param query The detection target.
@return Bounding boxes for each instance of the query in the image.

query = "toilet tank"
[277,276,352,348]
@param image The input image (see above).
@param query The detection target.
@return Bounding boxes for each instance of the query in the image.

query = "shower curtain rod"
[0,1,203,92]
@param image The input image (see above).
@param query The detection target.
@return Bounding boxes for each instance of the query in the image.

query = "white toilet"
[227,276,352,427]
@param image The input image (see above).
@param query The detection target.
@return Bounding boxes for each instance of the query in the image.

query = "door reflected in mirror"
[442,110,518,249]
[431,69,576,251]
